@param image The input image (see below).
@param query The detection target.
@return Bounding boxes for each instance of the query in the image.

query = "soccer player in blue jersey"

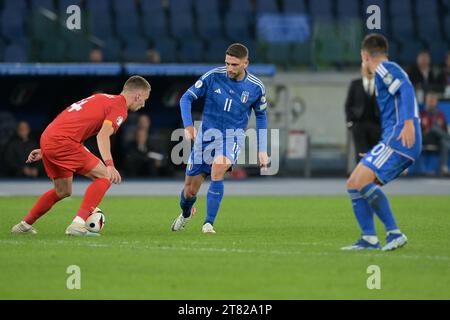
[171,43,269,234]
[342,34,422,251]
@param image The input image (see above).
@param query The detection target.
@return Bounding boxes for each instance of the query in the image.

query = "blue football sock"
[348,189,376,236]
[205,180,224,225]
[180,189,197,218]
[361,183,399,232]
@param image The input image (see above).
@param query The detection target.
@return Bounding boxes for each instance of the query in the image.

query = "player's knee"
[211,164,228,180]
[211,170,226,181]
[346,176,361,190]
[184,185,198,199]
[55,188,71,198]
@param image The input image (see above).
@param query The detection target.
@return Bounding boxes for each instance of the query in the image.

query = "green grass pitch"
[1,195,449,299]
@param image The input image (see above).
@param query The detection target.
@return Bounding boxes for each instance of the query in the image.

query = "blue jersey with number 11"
[186,66,267,135]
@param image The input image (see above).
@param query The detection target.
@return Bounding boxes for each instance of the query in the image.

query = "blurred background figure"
[420,91,450,174]
[147,49,161,64]
[122,113,151,146]
[3,121,41,178]
[345,66,381,164]
[408,50,440,104]
[89,48,103,63]
[124,127,164,177]
[438,51,450,98]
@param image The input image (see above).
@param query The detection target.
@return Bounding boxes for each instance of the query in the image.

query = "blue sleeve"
[180,92,195,127]
[381,63,408,96]
[180,75,210,128]
[253,91,268,152]
[382,63,416,120]
[398,81,416,120]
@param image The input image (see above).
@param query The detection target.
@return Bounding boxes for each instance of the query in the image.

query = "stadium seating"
[86,0,114,39]
[194,0,223,40]
[100,37,122,62]
[283,0,306,13]
[224,11,253,42]
[228,0,252,14]
[0,0,447,67]
[123,36,150,63]
[336,0,360,18]
[113,0,141,42]
[4,42,28,62]
[255,0,279,14]
[309,0,333,19]
[1,8,26,42]
[153,37,177,63]
[169,0,196,40]
[141,0,169,41]
[62,29,91,62]
[205,37,230,63]
[264,43,291,68]
[178,37,204,63]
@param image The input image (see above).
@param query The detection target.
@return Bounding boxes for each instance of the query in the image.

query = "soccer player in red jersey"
[11,76,151,236]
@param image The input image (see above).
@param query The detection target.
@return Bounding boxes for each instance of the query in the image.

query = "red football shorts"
[40,135,100,180]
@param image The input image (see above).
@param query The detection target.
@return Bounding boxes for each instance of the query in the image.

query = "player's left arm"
[253,94,269,170]
[384,65,417,148]
[97,121,121,184]
[396,79,417,148]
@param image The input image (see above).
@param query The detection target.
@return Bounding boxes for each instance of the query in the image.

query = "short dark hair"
[123,75,151,92]
[226,43,249,59]
[361,33,389,57]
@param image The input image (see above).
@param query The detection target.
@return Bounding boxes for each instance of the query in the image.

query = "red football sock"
[24,189,62,225]
[76,178,111,220]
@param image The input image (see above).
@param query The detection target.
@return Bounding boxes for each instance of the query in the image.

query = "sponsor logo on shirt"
[116,116,124,126]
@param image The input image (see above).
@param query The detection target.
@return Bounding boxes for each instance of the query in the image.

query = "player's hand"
[184,126,197,140]
[26,149,42,163]
[107,165,122,184]
[397,120,415,148]
[258,152,270,172]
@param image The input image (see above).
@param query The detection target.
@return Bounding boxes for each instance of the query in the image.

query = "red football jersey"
[43,94,128,143]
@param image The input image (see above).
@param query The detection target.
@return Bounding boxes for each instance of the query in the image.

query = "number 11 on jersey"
[224,98,232,112]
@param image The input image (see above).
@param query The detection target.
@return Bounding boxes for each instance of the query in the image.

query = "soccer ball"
[85,207,105,233]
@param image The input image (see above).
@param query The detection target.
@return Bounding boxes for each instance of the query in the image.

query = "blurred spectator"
[122,113,151,146]
[124,127,164,177]
[3,121,41,178]
[345,66,381,164]
[437,51,450,98]
[89,48,103,63]
[147,49,161,64]
[408,50,440,104]
[420,91,450,174]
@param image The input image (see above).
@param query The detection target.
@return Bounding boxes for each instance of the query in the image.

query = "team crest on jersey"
[383,73,394,85]
[116,116,124,126]
[241,91,250,103]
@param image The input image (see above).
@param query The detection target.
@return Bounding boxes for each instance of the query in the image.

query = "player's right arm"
[180,72,212,140]
[97,121,121,184]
